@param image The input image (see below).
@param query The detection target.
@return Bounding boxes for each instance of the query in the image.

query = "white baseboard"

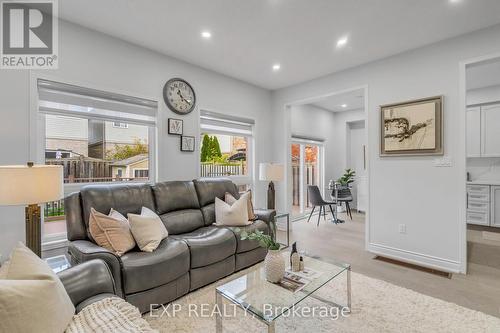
[368,242,462,274]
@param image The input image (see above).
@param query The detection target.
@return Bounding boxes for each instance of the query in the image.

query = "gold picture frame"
[380,96,443,156]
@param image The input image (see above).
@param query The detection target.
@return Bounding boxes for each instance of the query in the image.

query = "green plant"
[107,138,148,160]
[200,134,211,162]
[235,229,280,250]
[338,168,356,185]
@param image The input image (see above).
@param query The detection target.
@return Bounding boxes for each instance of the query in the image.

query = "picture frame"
[168,118,183,135]
[180,135,195,152]
[380,96,443,156]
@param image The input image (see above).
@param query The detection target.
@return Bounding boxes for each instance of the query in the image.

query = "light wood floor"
[276,211,500,318]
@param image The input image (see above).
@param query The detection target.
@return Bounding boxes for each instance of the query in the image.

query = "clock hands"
[177,89,192,105]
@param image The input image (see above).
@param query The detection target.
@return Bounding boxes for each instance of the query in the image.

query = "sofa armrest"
[68,240,124,297]
[254,209,276,224]
[58,259,117,310]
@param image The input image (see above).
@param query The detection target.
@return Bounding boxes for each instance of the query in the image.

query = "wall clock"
[163,78,196,115]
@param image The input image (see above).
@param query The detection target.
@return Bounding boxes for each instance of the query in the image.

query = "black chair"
[307,185,336,226]
[333,188,354,220]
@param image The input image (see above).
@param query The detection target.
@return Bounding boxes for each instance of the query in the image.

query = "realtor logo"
[1,0,58,69]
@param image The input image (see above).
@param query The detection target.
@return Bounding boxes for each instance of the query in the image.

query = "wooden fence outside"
[200,162,245,177]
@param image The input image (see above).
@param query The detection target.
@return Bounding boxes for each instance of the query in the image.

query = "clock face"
[163,78,196,115]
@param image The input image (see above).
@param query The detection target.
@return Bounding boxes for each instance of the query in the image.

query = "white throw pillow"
[215,194,250,226]
[0,243,75,333]
[128,207,168,252]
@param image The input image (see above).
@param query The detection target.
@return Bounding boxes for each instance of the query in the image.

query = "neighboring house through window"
[36,79,158,244]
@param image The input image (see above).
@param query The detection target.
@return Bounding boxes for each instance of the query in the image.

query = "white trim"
[458,51,500,274]
[368,242,461,273]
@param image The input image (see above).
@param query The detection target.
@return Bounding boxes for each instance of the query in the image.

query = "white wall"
[0,20,273,260]
[272,24,500,273]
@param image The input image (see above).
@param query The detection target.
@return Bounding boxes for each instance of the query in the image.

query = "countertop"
[467,180,500,186]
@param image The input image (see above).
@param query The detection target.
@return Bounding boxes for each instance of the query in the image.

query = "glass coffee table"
[215,254,351,333]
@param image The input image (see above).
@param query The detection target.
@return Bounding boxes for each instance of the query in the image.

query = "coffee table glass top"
[216,254,350,322]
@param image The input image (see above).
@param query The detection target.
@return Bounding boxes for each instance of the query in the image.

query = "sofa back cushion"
[193,178,240,226]
[152,181,204,234]
[80,183,155,241]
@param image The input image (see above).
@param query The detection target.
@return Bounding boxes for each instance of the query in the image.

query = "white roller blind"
[37,79,158,126]
[200,110,254,136]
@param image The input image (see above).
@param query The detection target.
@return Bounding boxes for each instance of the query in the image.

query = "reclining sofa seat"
[65,178,274,313]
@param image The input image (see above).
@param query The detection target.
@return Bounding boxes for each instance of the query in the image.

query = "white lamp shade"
[259,163,284,182]
[0,165,64,205]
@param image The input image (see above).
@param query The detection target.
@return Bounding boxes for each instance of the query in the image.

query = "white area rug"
[144,268,500,333]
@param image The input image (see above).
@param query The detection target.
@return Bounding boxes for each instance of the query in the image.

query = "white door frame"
[459,52,500,274]
[283,85,369,243]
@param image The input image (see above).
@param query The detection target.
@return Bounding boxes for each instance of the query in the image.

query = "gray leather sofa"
[65,178,276,313]
[58,259,117,313]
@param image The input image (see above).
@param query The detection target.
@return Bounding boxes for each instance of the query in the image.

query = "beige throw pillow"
[225,190,257,221]
[89,208,136,256]
[0,243,75,333]
[215,193,250,226]
[128,207,168,252]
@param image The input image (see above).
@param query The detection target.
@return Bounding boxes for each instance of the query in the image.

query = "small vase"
[264,249,285,283]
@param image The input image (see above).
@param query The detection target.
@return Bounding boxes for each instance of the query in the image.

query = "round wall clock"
[163,78,196,115]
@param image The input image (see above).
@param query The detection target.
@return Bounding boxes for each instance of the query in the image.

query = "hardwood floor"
[276,211,500,318]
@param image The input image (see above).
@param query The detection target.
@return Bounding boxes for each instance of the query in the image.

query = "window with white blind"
[200,110,254,188]
[36,79,158,240]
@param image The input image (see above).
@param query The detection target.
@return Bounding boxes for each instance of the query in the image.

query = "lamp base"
[25,204,41,257]
[267,181,275,210]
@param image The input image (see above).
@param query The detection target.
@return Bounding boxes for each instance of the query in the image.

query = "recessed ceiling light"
[272,64,281,71]
[336,36,348,48]
[201,31,211,39]
[449,0,461,3]
[341,104,347,108]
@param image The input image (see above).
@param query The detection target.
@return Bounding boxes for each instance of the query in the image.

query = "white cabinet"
[491,186,500,227]
[467,185,490,226]
[466,107,481,157]
[467,103,500,158]
[481,104,500,157]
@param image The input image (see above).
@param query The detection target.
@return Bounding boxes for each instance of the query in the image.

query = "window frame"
[30,74,158,246]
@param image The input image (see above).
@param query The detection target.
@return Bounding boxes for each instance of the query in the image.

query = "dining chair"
[307,185,336,226]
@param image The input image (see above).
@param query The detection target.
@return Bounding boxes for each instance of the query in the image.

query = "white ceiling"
[467,59,500,90]
[310,89,364,112]
[59,0,500,90]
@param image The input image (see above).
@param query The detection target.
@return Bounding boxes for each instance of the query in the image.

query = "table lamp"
[0,163,64,257]
[259,163,284,210]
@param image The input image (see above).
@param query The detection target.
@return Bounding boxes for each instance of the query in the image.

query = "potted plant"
[338,168,356,186]
[236,229,284,283]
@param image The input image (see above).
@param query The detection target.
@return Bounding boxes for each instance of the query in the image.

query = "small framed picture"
[180,135,195,152]
[168,118,183,135]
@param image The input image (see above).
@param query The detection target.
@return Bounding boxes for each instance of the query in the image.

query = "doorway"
[291,140,323,218]
[462,54,500,275]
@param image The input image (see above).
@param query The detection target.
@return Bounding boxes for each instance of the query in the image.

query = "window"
[200,110,254,187]
[134,169,149,178]
[113,122,129,128]
[37,79,157,240]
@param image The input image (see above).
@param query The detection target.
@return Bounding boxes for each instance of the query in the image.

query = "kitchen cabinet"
[466,107,481,157]
[491,186,500,227]
[467,103,500,158]
[467,184,490,226]
[481,104,500,157]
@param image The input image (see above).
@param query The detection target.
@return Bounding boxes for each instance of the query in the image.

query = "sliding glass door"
[291,140,323,218]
